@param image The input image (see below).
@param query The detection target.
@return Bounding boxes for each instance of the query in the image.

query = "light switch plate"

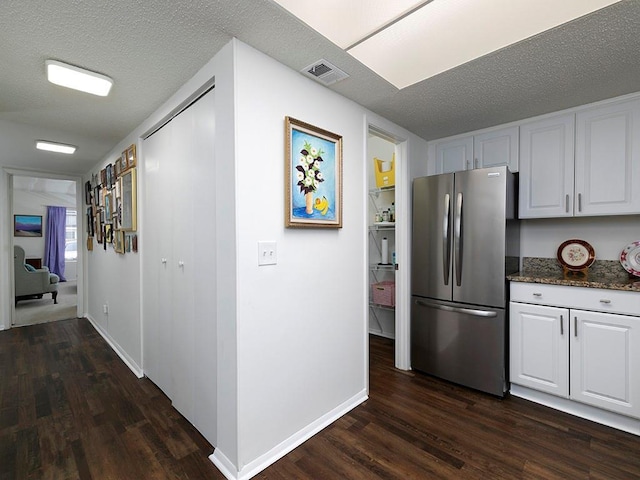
[258,241,277,266]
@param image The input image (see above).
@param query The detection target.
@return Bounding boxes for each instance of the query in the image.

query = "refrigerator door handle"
[454,192,463,286]
[415,300,498,318]
[442,193,451,285]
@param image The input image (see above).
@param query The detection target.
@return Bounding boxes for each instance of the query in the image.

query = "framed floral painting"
[285,117,342,228]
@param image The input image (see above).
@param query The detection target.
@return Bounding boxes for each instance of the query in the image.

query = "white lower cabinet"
[510,303,569,397]
[510,284,640,420]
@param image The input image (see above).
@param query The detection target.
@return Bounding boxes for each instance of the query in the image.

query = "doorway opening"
[11,175,80,327]
[367,124,410,371]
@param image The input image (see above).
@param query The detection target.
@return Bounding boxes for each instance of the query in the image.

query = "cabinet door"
[575,99,640,216]
[509,302,569,397]
[474,126,519,172]
[519,114,575,218]
[434,136,473,174]
[570,310,640,419]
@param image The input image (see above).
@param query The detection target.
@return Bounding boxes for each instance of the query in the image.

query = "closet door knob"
[161,258,167,264]
[178,260,185,268]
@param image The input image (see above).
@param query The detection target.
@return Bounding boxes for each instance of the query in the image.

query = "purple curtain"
[44,206,67,281]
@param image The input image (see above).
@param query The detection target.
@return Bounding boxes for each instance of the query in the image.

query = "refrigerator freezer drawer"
[411,297,506,396]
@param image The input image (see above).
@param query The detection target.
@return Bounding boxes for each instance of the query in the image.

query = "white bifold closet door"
[142,87,217,444]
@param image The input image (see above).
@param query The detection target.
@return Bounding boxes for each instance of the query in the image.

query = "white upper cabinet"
[433,126,519,174]
[434,136,473,174]
[575,99,640,216]
[519,114,575,218]
[519,97,640,218]
[474,126,519,171]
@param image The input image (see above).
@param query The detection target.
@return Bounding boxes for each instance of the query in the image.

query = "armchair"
[14,245,59,306]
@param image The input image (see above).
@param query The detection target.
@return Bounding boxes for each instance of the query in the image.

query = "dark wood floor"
[2,320,639,479]
[0,318,222,480]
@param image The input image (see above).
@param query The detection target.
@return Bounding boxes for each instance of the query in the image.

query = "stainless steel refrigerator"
[411,166,519,396]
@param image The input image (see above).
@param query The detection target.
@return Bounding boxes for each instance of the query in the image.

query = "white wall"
[521,216,640,261]
[0,171,10,330]
[231,40,369,473]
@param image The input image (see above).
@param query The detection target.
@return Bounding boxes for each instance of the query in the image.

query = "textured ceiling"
[0,0,638,175]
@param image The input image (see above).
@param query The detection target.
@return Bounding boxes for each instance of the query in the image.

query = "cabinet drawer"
[510,282,639,316]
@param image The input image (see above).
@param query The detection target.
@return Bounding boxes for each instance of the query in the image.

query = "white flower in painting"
[310,147,318,156]
[306,154,314,163]
[316,172,324,181]
[304,177,313,187]
[313,160,321,169]
[306,169,316,179]
[296,171,304,181]
[313,180,319,189]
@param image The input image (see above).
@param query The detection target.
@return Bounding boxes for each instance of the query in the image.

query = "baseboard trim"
[86,315,144,378]
[210,389,368,480]
[511,384,640,436]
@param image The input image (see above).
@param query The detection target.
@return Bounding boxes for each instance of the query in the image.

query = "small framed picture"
[126,144,136,169]
[14,214,42,237]
[105,223,113,244]
[114,230,125,254]
[114,158,122,179]
[85,181,92,205]
[106,163,114,189]
[95,216,103,244]
[104,192,112,217]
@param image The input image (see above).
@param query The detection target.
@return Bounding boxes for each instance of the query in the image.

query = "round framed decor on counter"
[620,241,640,277]
[557,239,595,271]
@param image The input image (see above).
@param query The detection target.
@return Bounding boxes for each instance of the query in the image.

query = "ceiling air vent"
[301,59,349,86]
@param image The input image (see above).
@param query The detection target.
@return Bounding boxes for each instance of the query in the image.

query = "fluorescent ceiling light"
[273,0,427,49]
[46,59,113,96]
[275,0,621,89]
[36,140,77,155]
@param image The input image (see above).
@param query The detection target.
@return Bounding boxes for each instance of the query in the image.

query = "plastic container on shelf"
[372,281,395,307]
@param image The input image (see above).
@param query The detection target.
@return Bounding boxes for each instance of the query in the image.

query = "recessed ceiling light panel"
[348,0,622,89]
[276,0,621,90]
[36,140,77,155]
[46,60,113,96]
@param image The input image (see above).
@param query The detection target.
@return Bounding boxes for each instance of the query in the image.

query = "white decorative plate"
[620,241,640,277]
[557,239,595,270]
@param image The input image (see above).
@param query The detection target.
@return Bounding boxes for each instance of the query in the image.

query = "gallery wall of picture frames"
[85,144,138,255]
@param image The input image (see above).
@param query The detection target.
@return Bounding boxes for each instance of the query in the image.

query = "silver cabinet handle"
[574,317,578,337]
[565,194,570,213]
[560,314,564,335]
[578,193,582,212]
[416,300,497,318]
[454,192,463,287]
[600,299,611,304]
[442,193,451,286]
[533,292,542,297]
[161,258,167,264]
[178,260,185,267]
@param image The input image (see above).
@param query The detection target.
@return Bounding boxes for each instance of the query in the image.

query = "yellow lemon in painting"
[314,196,329,215]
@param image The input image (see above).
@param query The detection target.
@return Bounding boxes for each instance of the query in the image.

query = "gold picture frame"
[120,167,137,231]
[285,117,342,228]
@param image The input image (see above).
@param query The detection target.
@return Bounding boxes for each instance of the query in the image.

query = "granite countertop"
[507,258,640,293]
